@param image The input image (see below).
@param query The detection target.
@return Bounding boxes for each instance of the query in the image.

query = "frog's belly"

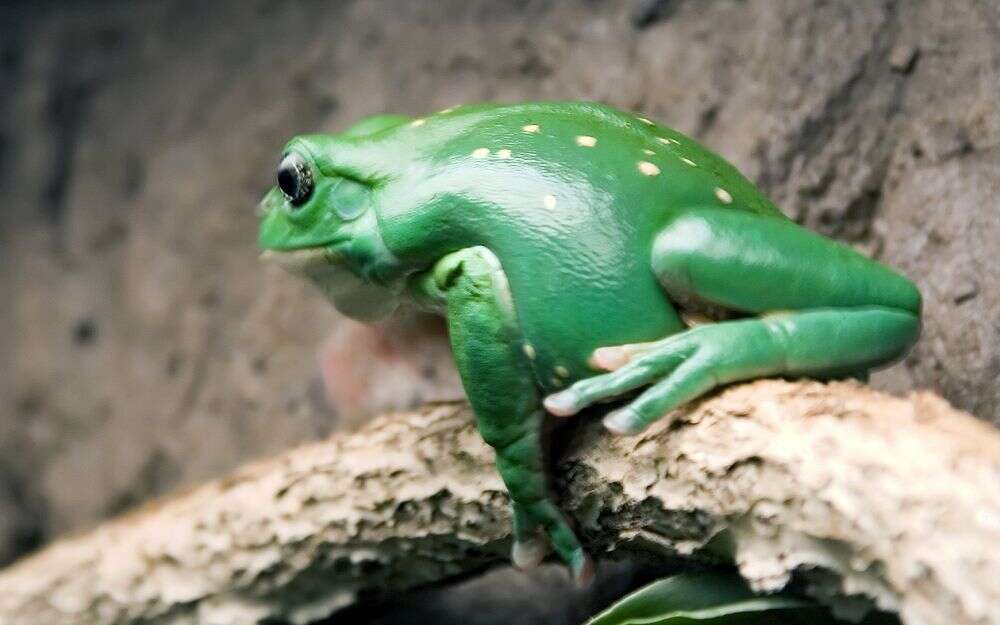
[499,248,683,392]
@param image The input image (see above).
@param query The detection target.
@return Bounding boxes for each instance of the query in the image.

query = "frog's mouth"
[260,246,400,321]
[260,246,332,273]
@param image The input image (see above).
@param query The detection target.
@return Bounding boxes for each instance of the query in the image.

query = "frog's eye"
[276,153,314,207]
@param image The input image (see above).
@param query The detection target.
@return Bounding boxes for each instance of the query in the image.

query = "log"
[0,380,997,625]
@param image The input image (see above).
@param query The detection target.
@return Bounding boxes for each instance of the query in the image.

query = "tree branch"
[0,380,997,625]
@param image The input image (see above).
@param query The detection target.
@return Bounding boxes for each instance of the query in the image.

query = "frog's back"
[418,102,786,220]
[378,102,785,387]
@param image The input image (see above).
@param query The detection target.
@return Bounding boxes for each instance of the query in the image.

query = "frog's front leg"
[411,247,594,583]
[545,208,922,435]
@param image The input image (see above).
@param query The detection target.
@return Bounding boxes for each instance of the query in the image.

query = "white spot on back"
[576,135,597,147]
[544,194,557,209]
[643,148,655,155]
[472,147,490,158]
[523,343,537,360]
[715,187,733,204]
[523,124,540,133]
[656,136,670,144]
[497,149,512,159]
[555,365,570,378]
[638,161,661,176]
[681,157,697,167]
[410,119,426,127]
[438,107,456,114]
[638,117,654,125]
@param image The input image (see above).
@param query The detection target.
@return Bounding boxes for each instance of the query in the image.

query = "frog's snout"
[255,197,273,217]
[256,185,289,219]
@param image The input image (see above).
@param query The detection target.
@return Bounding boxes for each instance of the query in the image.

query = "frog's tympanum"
[257,103,921,583]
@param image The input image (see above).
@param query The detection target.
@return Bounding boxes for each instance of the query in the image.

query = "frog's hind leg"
[412,246,593,583]
[545,207,921,435]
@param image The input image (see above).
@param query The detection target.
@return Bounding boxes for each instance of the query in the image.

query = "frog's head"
[257,133,402,321]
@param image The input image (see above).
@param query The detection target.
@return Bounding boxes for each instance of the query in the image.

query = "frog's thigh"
[651,207,921,314]
[416,247,591,580]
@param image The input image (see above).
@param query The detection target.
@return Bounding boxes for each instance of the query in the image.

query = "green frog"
[257,102,921,583]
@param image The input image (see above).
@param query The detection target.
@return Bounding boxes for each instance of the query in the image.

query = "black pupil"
[277,154,312,205]
[278,165,298,198]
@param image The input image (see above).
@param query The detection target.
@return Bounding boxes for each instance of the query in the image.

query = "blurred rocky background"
[1,0,998,619]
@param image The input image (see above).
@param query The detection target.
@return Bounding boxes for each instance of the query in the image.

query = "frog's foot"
[511,534,547,570]
[544,328,703,434]
[545,308,920,435]
[510,500,594,584]
[511,503,547,570]
[499,442,595,585]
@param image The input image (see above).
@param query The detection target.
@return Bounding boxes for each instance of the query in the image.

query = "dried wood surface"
[1,380,998,625]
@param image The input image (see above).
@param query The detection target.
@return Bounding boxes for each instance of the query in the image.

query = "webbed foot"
[546,308,919,435]
[544,322,732,434]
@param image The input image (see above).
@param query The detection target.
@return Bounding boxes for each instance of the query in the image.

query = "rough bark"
[0,380,997,625]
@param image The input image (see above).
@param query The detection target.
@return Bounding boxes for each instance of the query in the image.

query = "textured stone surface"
[1,0,997,573]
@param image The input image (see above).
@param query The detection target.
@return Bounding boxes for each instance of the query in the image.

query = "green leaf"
[585,571,839,625]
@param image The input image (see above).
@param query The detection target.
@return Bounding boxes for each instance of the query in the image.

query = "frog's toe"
[589,346,632,371]
[571,552,596,587]
[601,350,721,435]
[511,534,547,570]
[521,499,592,583]
[589,340,661,371]
[544,338,691,417]
[602,406,647,436]
[543,365,644,417]
[542,390,581,416]
[511,503,547,569]
[543,362,658,417]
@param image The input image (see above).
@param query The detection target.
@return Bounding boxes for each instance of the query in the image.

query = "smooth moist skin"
[257,102,922,582]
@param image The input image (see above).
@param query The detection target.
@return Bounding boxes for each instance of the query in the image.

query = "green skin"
[257,102,921,583]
